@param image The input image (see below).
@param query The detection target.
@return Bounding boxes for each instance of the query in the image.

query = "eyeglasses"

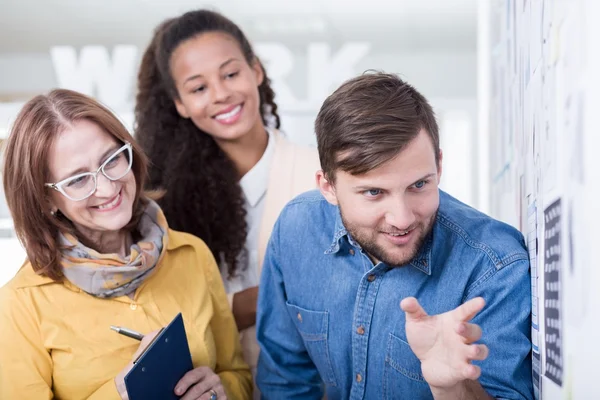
[45,142,133,202]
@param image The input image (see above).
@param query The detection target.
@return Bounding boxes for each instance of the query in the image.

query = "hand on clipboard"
[114,313,226,400]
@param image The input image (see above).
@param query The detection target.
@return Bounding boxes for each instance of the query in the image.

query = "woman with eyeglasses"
[135,11,320,391]
[0,89,252,400]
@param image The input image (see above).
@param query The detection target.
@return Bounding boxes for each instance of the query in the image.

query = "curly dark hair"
[135,10,281,278]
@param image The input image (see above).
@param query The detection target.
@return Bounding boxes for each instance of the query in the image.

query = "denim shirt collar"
[324,208,433,275]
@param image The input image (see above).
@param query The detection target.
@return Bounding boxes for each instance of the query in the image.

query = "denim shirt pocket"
[383,333,432,400]
[285,301,338,387]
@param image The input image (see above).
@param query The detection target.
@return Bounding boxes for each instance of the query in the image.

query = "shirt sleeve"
[202,246,253,400]
[467,258,534,399]
[255,218,324,399]
[0,286,54,400]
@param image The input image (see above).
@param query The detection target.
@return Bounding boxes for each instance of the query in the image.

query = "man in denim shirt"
[256,73,533,399]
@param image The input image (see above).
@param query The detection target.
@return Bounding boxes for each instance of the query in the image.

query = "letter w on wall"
[50,46,138,109]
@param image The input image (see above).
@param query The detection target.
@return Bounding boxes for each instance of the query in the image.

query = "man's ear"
[437,149,443,182]
[316,170,338,206]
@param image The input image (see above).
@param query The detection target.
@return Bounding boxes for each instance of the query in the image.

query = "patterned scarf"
[60,200,168,298]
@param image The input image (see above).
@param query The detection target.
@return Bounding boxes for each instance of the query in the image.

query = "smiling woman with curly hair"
[134,9,320,387]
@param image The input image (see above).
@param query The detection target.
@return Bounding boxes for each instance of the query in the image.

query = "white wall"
[487,0,599,398]
[0,49,479,205]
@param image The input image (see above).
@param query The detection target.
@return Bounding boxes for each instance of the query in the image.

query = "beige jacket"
[235,132,320,372]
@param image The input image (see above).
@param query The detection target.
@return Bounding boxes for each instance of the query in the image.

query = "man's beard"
[340,209,436,267]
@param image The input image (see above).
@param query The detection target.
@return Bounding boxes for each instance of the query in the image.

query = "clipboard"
[124,313,194,400]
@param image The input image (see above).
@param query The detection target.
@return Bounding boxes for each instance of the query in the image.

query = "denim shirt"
[256,190,533,400]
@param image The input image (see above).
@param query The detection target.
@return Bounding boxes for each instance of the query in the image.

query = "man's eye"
[365,189,382,197]
[414,180,429,189]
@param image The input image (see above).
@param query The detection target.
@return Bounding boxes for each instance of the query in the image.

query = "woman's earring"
[50,210,56,216]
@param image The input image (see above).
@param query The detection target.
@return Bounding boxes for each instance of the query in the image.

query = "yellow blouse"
[0,229,251,399]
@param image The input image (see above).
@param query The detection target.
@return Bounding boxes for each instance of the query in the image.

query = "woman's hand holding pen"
[113,326,225,400]
[115,329,161,400]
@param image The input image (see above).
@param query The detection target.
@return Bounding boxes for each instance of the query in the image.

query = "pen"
[110,325,145,341]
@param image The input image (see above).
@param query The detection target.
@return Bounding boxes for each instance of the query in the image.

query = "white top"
[219,128,275,294]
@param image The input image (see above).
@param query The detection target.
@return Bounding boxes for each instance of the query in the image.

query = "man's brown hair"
[315,72,440,182]
[2,89,149,281]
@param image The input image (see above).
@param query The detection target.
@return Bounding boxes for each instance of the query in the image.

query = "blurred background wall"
[0,2,480,188]
[0,0,479,280]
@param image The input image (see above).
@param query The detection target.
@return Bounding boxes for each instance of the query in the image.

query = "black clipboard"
[124,313,193,400]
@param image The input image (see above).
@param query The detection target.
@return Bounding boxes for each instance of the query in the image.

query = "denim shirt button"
[356,326,365,335]
[367,274,376,282]
[356,373,363,383]
[349,249,355,255]
[297,312,302,322]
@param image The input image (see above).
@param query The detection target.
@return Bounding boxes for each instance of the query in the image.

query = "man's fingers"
[454,297,485,322]
[400,297,429,321]
[456,322,482,343]
[462,363,482,380]
[468,344,489,361]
